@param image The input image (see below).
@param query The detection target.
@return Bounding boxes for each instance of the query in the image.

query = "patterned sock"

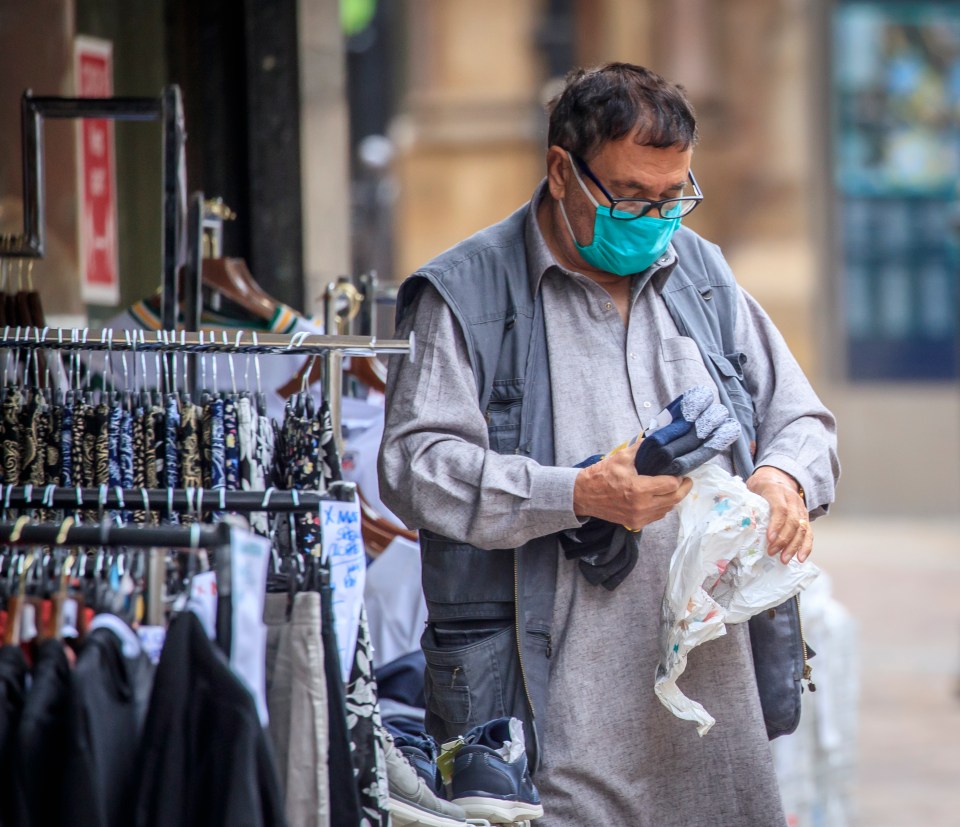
[635,387,715,474]
[642,385,713,436]
[663,418,742,476]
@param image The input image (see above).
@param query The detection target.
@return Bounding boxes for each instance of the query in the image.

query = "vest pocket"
[485,378,524,454]
[706,350,757,441]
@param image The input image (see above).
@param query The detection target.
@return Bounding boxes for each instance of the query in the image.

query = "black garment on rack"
[133,610,285,827]
[319,577,362,827]
[63,625,155,827]
[16,638,73,827]
[0,645,28,827]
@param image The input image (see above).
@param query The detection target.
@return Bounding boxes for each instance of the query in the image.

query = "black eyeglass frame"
[572,154,703,220]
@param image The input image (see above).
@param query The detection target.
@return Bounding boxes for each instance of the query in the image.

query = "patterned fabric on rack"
[0,375,317,537]
[72,396,87,487]
[148,401,163,489]
[345,604,390,827]
[223,396,240,492]
[0,388,21,485]
[132,404,147,522]
[18,390,40,486]
[179,400,201,490]
[32,394,51,488]
[237,396,257,489]
[107,399,123,489]
[239,396,269,535]
[207,396,226,492]
[60,397,73,486]
[93,401,110,487]
[163,395,180,524]
[257,411,276,490]
[201,397,214,490]
[46,403,61,487]
[120,408,134,490]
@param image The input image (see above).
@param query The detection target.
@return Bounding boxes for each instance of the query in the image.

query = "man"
[379,63,839,826]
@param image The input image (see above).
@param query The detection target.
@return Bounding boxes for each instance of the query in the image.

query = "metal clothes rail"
[0,518,232,551]
[0,482,357,515]
[0,326,413,358]
[5,87,186,330]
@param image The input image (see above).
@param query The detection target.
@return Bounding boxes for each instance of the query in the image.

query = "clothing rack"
[0,483,358,625]
[4,87,186,330]
[0,327,410,459]
[0,517,231,550]
[0,326,413,357]
[0,482,356,514]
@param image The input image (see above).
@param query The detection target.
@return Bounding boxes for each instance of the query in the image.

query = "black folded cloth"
[562,387,740,591]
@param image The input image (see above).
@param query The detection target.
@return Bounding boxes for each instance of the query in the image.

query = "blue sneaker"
[450,717,543,823]
[395,732,444,794]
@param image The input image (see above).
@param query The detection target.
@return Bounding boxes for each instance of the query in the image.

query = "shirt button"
[604,302,612,311]
[629,352,638,360]
[643,401,652,408]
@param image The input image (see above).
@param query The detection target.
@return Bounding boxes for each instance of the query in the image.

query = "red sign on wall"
[75,36,119,305]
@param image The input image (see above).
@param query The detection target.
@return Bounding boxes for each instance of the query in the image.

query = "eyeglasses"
[570,153,703,220]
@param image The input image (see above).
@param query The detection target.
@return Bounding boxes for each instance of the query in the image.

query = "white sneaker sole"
[389,795,467,826]
[452,796,544,824]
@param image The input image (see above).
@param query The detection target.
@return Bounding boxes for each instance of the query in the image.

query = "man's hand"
[573,442,692,529]
[746,466,811,564]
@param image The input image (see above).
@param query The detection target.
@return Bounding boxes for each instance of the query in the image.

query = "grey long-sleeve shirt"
[378,185,839,826]
[378,210,838,550]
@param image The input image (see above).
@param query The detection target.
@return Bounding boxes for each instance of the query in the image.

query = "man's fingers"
[790,519,814,563]
[645,474,690,496]
[775,515,812,563]
[766,505,788,547]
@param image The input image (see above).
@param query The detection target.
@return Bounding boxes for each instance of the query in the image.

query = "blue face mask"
[558,153,681,276]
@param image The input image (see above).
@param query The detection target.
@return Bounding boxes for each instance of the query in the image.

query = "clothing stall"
[0,80,537,827]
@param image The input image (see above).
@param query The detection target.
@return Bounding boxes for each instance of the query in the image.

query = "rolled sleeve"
[378,285,583,548]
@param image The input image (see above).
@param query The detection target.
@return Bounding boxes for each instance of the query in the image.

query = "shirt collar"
[524,178,680,298]
[523,180,557,298]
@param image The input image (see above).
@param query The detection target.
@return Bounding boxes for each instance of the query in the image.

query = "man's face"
[546,137,694,259]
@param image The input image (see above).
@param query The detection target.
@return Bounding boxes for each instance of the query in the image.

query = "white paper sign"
[322,496,366,684]
[228,528,271,726]
[186,570,218,641]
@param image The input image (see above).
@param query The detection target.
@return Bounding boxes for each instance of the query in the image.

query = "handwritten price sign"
[323,497,366,683]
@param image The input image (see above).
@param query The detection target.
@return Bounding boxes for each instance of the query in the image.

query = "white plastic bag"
[655,464,820,735]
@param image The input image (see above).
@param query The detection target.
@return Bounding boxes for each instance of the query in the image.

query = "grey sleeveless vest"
[396,203,762,769]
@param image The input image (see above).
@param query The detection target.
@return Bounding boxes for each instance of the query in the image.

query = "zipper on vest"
[797,594,816,692]
[513,552,536,714]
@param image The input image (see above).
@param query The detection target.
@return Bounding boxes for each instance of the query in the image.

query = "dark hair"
[546,63,699,158]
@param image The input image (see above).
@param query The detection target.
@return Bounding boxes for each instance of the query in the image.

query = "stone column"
[391,0,547,278]
[298,0,352,312]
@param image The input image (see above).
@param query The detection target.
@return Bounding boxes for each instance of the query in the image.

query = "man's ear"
[545,145,569,201]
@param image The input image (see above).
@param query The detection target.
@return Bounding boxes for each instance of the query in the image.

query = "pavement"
[805,514,960,827]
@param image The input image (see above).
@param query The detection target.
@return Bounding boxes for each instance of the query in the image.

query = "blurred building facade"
[0,0,957,515]
[387,0,960,517]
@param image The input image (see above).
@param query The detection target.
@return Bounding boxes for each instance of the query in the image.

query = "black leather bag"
[748,595,815,739]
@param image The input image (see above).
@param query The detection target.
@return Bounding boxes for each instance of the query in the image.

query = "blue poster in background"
[834,2,960,380]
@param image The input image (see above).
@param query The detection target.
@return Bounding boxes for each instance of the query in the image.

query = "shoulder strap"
[660,244,756,478]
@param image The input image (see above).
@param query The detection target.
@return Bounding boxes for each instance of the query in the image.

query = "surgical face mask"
[558,153,682,276]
